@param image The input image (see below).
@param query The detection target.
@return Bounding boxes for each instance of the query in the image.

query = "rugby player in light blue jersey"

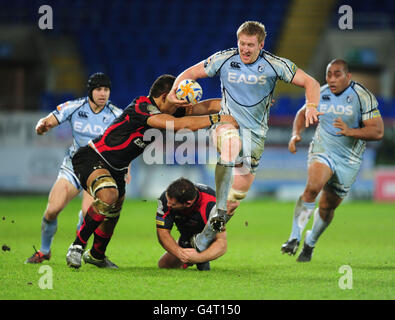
[168,21,322,252]
[26,73,125,264]
[281,59,384,262]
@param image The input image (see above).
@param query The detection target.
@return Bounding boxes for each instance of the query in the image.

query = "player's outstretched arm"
[291,69,323,127]
[288,106,307,154]
[168,62,208,105]
[147,113,238,132]
[35,113,59,135]
[187,98,222,115]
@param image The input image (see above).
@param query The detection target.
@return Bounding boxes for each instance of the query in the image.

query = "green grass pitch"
[0,196,394,300]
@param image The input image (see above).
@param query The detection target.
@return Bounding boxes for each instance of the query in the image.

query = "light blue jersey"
[312,81,381,165]
[309,81,381,197]
[52,97,123,159]
[204,48,297,140]
[51,97,122,189]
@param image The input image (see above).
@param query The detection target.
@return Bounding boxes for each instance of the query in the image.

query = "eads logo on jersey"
[320,104,353,115]
[228,72,267,85]
[73,121,105,135]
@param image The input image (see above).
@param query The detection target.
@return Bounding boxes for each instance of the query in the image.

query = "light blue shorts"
[238,128,265,174]
[308,152,360,198]
[211,124,265,175]
[57,156,82,191]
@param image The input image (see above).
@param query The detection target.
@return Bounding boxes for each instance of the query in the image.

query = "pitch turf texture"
[0,196,393,300]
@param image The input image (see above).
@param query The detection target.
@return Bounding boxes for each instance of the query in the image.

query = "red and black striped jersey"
[156,184,216,239]
[88,96,185,170]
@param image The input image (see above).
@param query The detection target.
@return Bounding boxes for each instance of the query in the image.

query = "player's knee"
[44,201,64,220]
[213,124,241,161]
[96,188,118,206]
[92,191,120,217]
[158,253,179,269]
[158,258,167,269]
[227,188,247,214]
[228,188,247,202]
[90,174,118,199]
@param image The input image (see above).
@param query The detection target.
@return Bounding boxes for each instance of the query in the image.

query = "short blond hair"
[237,21,267,43]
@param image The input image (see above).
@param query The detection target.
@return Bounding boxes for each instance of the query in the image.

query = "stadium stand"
[0,0,393,116]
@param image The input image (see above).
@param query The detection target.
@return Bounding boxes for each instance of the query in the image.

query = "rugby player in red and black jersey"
[156,178,227,271]
[66,74,238,269]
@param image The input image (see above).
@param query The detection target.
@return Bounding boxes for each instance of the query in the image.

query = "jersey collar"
[148,95,158,108]
[333,81,353,96]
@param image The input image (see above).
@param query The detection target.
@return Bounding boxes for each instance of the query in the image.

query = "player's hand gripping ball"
[175,79,203,105]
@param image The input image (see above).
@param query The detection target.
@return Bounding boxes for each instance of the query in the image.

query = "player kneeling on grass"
[281,59,384,262]
[66,74,238,269]
[156,178,227,271]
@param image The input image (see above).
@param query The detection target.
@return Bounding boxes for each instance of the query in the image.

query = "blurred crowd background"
[0,0,394,201]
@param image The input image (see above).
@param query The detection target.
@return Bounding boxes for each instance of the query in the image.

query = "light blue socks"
[289,198,315,241]
[40,217,58,254]
[305,208,330,247]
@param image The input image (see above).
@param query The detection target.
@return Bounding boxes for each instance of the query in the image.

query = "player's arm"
[147,113,238,131]
[186,98,221,115]
[194,231,227,263]
[168,61,208,105]
[35,113,59,135]
[156,228,189,261]
[288,106,307,154]
[183,232,227,264]
[291,69,323,127]
[333,116,384,141]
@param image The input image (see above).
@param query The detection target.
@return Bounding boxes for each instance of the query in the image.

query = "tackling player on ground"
[168,20,322,252]
[156,178,227,271]
[65,74,237,269]
[25,73,126,264]
[281,59,384,262]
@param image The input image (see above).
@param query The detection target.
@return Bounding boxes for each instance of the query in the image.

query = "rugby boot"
[82,250,119,269]
[210,216,226,232]
[25,246,51,264]
[281,239,300,256]
[297,239,315,262]
[66,244,84,268]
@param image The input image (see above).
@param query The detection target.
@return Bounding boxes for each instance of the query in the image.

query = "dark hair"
[166,177,198,204]
[328,59,349,73]
[87,72,111,101]
[149,74,176,98]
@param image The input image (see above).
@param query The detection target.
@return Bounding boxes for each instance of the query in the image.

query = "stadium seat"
[1,0,291,104]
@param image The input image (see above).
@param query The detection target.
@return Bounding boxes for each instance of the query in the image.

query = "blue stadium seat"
[1,0,291,105]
